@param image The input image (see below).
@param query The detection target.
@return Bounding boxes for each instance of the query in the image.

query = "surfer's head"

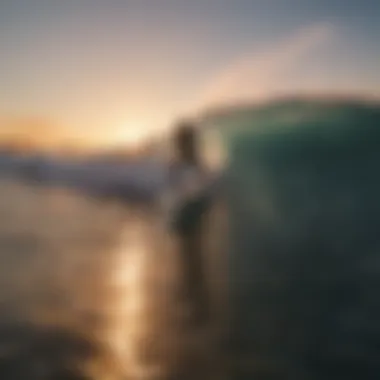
[172,120,200,164]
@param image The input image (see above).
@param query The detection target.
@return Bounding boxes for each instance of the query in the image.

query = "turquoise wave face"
[204,98,380,379]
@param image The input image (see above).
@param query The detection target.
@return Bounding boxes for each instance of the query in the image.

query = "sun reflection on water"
[107,216,165,379]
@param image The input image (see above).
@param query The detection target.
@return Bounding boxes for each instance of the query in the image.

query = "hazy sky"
[0,0,379,145]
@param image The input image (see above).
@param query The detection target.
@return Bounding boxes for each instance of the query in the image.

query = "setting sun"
[106,122,155,150]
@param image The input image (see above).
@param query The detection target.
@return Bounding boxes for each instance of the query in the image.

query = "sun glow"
[109,122,154,148]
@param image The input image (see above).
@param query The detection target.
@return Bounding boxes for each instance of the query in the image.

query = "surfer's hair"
[172,120,199,164]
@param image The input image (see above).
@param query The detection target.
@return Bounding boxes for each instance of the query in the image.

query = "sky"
[0,0,379,148]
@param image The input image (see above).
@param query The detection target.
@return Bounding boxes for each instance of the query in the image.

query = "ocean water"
[208,98,380,379]
[1,97,380,380]
[0,178,227,380]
